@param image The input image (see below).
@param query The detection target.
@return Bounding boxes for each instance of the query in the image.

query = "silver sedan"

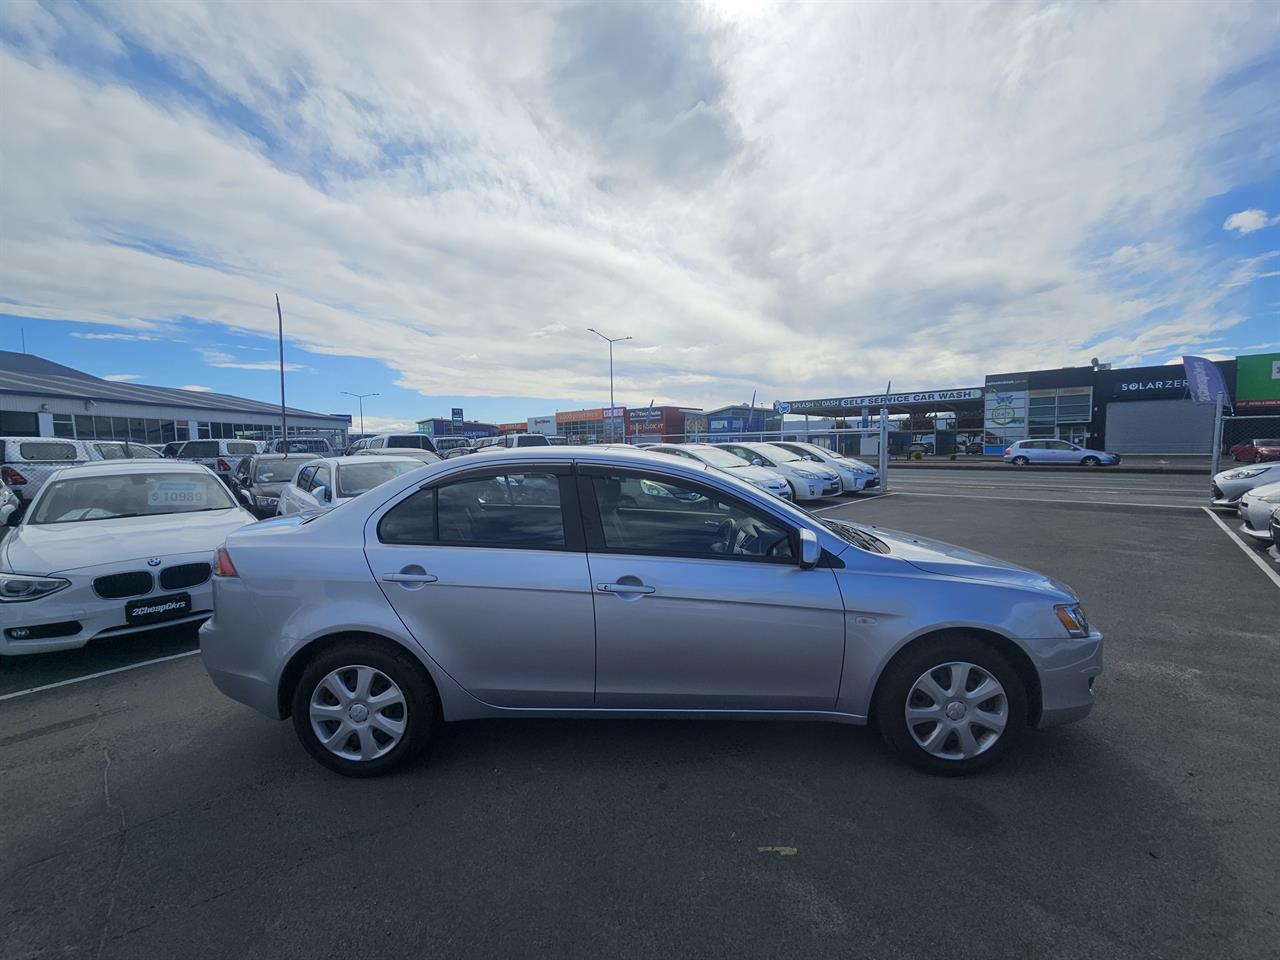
[200,447,1102,777]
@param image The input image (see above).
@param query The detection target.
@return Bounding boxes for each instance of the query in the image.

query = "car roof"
[52,459,217,478]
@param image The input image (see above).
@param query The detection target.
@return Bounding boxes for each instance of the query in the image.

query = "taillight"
[216,458,231,471]
[1003,447,1012,457]
[213,546,239,578]
[1,466,26,485]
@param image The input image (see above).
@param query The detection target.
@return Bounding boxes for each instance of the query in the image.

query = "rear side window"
[515,435,549,447]
[181,441,219,458]
[226,442,257,455]
[379,472,565,548]
[94,442,128,460]
[19,442,79,461]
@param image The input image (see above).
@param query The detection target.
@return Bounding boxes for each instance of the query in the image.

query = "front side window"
[589,473,793,561]
[295,465,318,490]
[379,472,565,548]
[312,466,332,496]
[30,471,235,524]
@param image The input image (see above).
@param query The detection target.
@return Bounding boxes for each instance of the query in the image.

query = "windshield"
[689,446,752,469]
[750,443,802,463]
[336,460,421,498]
[254,460,299,483]
[1254,439,1280,446]
[30,471,237,524]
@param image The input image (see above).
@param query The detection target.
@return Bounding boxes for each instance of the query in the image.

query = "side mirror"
[312,485,329,503]
[1,503,19,527]
[240,476,253,488]
[798,528,820,569]
[751,458,764,467]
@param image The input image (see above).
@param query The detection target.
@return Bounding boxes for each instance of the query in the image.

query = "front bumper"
[1025,631,1104,728]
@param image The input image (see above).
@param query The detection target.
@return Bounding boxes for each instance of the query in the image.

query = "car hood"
[725,464,786,484]
[862,524,1075,598]
[3,509,254,574]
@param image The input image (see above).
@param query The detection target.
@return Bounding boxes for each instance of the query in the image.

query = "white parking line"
[810,493,896,512]
[0,649,200,703]
[1201,507,1280,591]
[891,491,1202,509]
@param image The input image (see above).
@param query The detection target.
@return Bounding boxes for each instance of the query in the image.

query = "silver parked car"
[200,447,1102,778]
[275,455,424,516]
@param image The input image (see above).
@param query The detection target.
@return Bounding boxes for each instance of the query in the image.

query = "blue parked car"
[1003,439,1120,466]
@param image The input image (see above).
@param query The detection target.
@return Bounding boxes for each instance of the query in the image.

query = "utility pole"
[586,327,632,408]
[276,295,288,445]
[341,391,379,435]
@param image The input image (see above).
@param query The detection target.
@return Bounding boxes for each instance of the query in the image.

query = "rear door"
[579,465,845,710]
[364,464,595,707]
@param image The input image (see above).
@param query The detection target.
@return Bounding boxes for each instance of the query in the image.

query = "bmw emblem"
[147,557,162,567]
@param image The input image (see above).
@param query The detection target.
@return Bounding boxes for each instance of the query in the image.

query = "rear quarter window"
[19,441,80,461]
[226,442,257,455]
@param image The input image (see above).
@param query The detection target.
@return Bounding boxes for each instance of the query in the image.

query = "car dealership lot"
[2,471,1276,959]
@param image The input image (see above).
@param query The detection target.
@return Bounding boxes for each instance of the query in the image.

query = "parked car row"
[2,436,167,504]
[1210,461,1280,547]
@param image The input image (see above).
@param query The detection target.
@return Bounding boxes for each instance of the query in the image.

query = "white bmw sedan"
[0,461,255,655]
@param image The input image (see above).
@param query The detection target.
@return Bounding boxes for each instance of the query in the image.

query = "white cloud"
[198,348,304,372]
[179,384,212,392]
[352,415,417,435]
[102,373,141,381]
[0,2,1278,408]
[1223,209,1280,235]
[71,331,160,342]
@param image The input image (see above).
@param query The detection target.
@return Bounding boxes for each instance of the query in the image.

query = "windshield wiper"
[822,518,888,553]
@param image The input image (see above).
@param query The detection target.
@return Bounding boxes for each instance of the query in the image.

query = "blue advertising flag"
[1181,357,1231,407]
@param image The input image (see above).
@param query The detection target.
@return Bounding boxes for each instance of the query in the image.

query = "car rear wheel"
[1081,456,1100,466]
[875,636,1027,776]
[291,641,435,777]
[1011,455,1030,466]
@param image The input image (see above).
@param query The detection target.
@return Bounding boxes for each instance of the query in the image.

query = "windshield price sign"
[147,481,208,508]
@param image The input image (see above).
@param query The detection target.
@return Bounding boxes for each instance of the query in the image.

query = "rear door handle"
[597,582,655,595]
[381,573,439,583]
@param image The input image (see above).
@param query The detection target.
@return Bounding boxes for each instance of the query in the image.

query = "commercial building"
[549,406,627,443]
[703,404,782,440]
[625,406,703,443]
[0,351,350,447]
[415,417,499,440]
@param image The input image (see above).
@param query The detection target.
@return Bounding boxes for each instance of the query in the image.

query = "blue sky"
[1,1,1278,431]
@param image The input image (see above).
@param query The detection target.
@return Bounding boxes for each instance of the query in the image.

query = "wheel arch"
[277,630,443,720]
[868,627,1043,726]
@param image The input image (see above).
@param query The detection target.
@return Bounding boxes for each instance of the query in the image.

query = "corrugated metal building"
[0,351,349,447]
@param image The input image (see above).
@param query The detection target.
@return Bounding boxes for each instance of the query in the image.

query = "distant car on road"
[1236,480,1280,542]
[275,455,425,517]
[200,446,1102,778]
[1211,461,1280,509]
[0,460,255,655]
[1230,438,1280,464]
[1003,439,1120,467]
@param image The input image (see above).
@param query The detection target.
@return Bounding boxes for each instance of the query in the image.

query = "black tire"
[874,634,1028,776]
[1011,455,1030,466]
[291,640,436,777]
[1081,456,1100,467]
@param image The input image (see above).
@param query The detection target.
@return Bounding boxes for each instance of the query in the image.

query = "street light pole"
[340,391,379,435]
[586,327,632,408]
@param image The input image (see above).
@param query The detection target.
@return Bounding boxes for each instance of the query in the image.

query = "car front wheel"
[875,635,1027,776]
[291,641,435,777]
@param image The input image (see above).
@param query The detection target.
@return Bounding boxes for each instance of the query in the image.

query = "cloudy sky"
[2,0,1278,430]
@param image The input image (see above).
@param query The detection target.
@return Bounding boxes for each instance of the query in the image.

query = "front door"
[579,466,845,710]
[364,466,595,707]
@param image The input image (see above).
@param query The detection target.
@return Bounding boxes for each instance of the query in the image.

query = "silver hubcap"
[905,661,1008,760]
[309,665,407,761]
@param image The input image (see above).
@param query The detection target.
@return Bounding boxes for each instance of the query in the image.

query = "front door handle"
[381,572,439,583]
[597,582,655,595]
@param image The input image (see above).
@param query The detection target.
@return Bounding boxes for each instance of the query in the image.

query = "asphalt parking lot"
[2,470,1277,959]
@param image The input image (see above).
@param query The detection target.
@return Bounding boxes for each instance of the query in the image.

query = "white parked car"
[276,456,425,516]
[1237,479,1280,542]
[647,443,792,500]
[0,460,255,655]
[772,441,880,493]
[1211,461,1280,509]
[712,442,842,500]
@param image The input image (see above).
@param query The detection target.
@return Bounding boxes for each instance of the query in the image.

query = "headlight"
[0,573,71,602]
[1223,468,1265,479]
[794,470,818,479]
[1257,491,1280,503]
[1054,603,1089,638]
